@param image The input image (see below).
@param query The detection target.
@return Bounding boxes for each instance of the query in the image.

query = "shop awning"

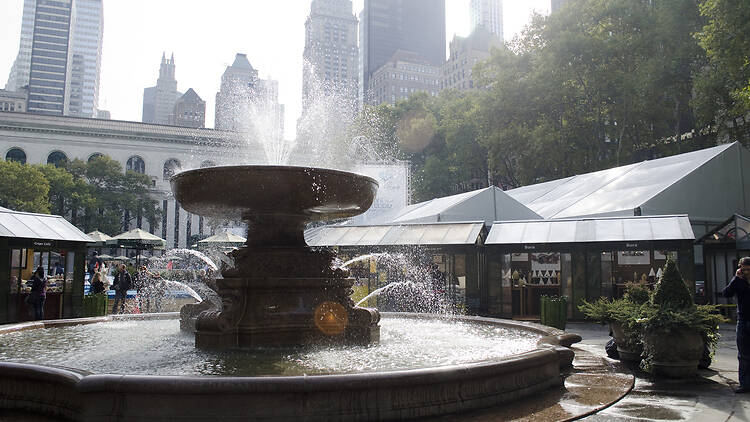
[697,214,750,249]
[0,207,92,243]
[486,215,694,245]
[306,222,485,246]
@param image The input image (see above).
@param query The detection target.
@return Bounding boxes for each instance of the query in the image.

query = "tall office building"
[358,0,445,107]
[142,53,182,125]
[68,0,103,117]
[214,53,259,132]
[26,0,75,115]
[470,0,503,41]
[368,50,440,106]
[442,27,501,92]
[6,0,103,117]
[5,0,36,92]
[302,0,358,111]
[215,53,283,138]
[170,88,206,128]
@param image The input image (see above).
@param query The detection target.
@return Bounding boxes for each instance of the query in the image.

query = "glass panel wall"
[603,249,678,298]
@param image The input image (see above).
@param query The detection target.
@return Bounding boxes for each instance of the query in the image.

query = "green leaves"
[0,160,50,213]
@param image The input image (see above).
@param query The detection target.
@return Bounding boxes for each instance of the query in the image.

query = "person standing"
[88,251,104,281]
[27,266,47,320]
[90,272,105,295]
[111,264,132,314]
[723,256,750,393]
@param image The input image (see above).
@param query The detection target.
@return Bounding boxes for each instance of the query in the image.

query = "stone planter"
[642,328,703,378]
[609,322,642,362]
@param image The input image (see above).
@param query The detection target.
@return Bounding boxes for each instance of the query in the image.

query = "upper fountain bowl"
[170,165,379,222]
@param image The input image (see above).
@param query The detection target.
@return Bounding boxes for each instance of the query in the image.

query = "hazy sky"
[0,1,549,138]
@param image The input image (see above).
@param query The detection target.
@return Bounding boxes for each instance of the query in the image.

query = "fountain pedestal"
[171,165,380,349]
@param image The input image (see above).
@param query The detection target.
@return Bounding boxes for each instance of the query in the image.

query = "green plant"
[638,259,727,373]
[652,259,693,310]
[623,283,650,305]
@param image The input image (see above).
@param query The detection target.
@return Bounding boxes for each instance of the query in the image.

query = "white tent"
[505,142,750,222]
[383,187,541,227]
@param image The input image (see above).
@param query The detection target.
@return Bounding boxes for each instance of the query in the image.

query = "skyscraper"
[214,53,259,132]
[4,0,36,93]
[358,0,446,107]
[470,0,503,41]
[214,53,284,138]
[6,0,103,117]
[302,0,358,111]
[26,0,74,115]
[142,53,182,125]
[68,0,104,117]
[442,27,501,92]
[170,88,206,128]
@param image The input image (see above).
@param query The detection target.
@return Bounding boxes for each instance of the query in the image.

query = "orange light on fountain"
[314,301,349,336]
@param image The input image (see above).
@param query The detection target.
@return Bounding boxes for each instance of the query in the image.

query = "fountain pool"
[0,312,579,421]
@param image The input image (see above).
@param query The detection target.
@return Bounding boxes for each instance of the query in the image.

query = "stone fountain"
[170,165,380,348]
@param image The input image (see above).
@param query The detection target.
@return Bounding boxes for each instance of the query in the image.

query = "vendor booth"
[0,206,91,323]
[485,215,695,319]
[697,214,750,305]
[307,222,487,313]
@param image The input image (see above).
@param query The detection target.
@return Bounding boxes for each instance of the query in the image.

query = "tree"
[0,160,50,213]
[694,0,750,142]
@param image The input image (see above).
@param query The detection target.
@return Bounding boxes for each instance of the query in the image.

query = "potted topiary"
[638,259,725,378]
[579,284,648,362]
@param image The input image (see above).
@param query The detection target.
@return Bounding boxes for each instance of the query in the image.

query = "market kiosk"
[485,215,696,320]
[0,207,91,323]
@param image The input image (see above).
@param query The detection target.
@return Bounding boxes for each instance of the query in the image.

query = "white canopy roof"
[506,142,750,222]
[0,207,92,243]
[307,222,485,247]
[486,215,695,245]
[376,187,541,226]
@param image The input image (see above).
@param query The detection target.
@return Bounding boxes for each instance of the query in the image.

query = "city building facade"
[0,111,265,249]
[441,27,501,92]
[368,50,440,106]
[170,88,206,128]
[0,89,28,112]
[358,0,445,107]
[68,0,104,118]
[142,53,182,125]
[26,0,75,116]
[215,54,283,141]
[214,54,259,132]
[470,0,503,40]
[302,0,358,112]
[4,0,36,93]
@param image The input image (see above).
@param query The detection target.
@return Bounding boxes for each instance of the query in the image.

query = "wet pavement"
[576,322,750,422]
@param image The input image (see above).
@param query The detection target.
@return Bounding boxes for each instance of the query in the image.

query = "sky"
[0,0,549,139]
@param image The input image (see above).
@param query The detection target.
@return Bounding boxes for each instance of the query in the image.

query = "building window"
[126,156,145,174]
[5,148,26,164]
[88,152,104,162]
[163,158,181,180]
[46,150,68,168]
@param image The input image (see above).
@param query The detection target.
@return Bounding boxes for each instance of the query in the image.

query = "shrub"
[652,259,692,310]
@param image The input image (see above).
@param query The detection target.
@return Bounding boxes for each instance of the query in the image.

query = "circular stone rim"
[0,313,580,421]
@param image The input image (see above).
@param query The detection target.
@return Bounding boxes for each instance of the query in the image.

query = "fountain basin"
[170,165,378,223]
[0,313,579,421]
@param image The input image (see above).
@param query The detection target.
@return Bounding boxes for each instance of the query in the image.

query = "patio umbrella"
[112,255,130,261]
[86,230,112,255]
[107,228,167,267]
[86,230,111,246]
[197,231,246,250]
[97,254,114,260]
